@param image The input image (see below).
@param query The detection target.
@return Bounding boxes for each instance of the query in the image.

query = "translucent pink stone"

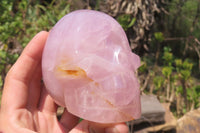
[42,10,141,123]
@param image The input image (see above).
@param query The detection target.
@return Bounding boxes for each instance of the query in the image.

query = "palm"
[0,32,77,133]
[3,108,67,133]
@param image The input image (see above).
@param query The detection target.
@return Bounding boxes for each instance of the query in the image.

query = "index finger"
[1,31,49,111]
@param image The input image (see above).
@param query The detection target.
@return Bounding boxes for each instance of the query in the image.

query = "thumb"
[69,120,129,133]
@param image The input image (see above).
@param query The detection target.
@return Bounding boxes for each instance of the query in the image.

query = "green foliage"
[0,76,3,89]
[149,45,198,114]
[0,0,70,47]
[175,59,193,80]
[153,76,164,90]
[0,0,20,42]
[154,32,164,43]
[163,47,173,66]
[79,118,83,123]
[175,59,182,70]
[0,47,19,86]
[0,0,71,89]
[180,70,190,80]
[182,60,193,70]
[117,14,136,31]
[165,0,200,63]
[187,85,200,108]
[162,66,173,78]
[161,47,174,84]
[138,62,147,73]
[176,86,183,95]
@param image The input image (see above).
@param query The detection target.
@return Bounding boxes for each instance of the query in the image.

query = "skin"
[0,31,129,133]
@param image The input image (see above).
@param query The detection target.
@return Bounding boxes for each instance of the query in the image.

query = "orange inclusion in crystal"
[57,66,93,81]
[58,67,86,77]
[63,68,86,76]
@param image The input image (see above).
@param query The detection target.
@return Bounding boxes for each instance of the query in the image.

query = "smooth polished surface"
[42,10,141,123]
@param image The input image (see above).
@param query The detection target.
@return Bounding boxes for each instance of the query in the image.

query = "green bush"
[0,0,70,89]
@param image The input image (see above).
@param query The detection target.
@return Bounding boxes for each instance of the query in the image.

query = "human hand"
[0,31,129,133]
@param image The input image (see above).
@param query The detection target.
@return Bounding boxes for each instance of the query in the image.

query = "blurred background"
[0,0,200,132]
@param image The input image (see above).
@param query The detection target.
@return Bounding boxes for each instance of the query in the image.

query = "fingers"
[68,120,90,133]
[7,31,48,85]
[27,63,43,110]
[38,88,57,114]
[88,122,129,133]
[104,123,129,133]
[69,120,129,133]
[1,31,48,111]
[59,109,79,132]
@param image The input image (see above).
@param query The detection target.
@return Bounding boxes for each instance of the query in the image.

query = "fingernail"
[105,127,119,133]
[32,31,42,40]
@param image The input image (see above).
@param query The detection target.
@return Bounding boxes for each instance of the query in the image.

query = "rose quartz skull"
[42,10,141,123]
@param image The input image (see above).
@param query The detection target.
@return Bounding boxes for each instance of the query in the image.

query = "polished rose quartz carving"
[42,10,141,123]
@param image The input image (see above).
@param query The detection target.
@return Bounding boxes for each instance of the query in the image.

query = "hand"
[0,31,129,133]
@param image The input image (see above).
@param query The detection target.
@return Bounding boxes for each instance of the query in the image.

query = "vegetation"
[0,0,199,117]
[0,0,70,88]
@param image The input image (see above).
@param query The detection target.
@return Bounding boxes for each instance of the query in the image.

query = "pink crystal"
[42,10,141,123]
